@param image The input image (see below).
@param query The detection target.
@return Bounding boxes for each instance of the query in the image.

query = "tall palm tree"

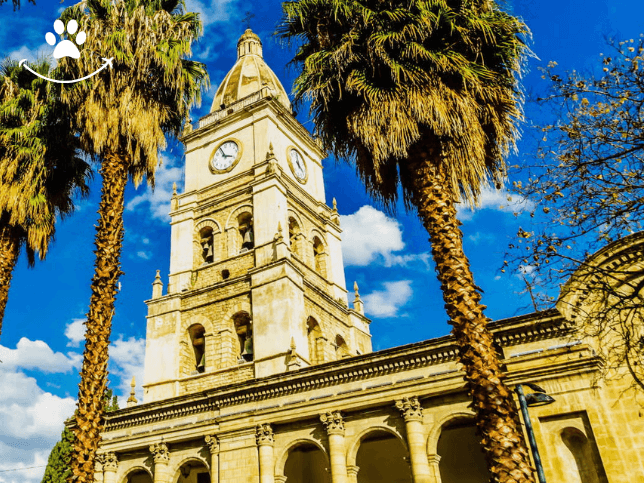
[0,59,91,339]
[279,1,534,482]
[56,0,208,480]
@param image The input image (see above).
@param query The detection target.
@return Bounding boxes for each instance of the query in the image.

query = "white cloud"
[7,43,54,64]
[468,232,496,245]
[362,280,413,318]
[65,318,86,347]
[0,339,77,483]
[457,187,534,221]
[340,206,431,269]
[0,338,81,373]
[108,336,146,407]
[136,250,152,260]
[126,155,182,222]
[186,0,237,28]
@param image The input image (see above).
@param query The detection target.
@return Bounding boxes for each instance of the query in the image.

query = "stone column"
[320,411,348,483]
[205,435,220,483]
[395,397,432,483]
[256,423,275,483]
[94,454,105,483]
[347,465,359,483]
[150,442,170,483]
[427,454,442,483]
[102,452,118,483]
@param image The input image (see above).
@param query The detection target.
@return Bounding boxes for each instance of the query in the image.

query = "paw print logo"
[45,19,87,60]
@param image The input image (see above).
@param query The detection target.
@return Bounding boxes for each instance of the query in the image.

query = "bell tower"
[142,30,372,403]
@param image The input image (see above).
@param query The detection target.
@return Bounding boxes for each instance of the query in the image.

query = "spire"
[237,29,263,59]
[127,376,138,407]
[331,197,340,225]
[353,281,364,315]
[152,270,163,299]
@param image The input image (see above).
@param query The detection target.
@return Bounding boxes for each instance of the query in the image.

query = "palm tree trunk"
[409,159,535,483]
[0,223,20,339]
[71,152,128,483]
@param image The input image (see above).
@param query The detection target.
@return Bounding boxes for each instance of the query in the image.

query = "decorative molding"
[103,313,575,432]
[149,442,169,464]
[205,434,219,454]
[320,410,345,435]
[103,452,118,471]
[347,465,359,477]
[395,396,423,422]
[256,423,275,446]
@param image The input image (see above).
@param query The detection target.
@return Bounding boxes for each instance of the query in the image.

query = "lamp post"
[515,382,556,483]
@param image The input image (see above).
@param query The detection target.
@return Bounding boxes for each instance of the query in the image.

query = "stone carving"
[320,410,345,434]
[149,442,169,463]
[103,452,118,471]
[347,465,360,477]
[205,434,220,454]
[256,423,275,445]
[395,396,423,421]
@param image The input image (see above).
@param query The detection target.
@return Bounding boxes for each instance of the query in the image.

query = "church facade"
[93,31,644,483]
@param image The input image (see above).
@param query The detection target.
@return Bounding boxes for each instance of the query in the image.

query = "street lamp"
[515,382,556,483]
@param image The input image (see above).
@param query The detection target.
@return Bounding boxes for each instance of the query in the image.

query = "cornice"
[103,310,571,432]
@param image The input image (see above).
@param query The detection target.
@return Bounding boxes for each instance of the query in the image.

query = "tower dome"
[210,29,291,112]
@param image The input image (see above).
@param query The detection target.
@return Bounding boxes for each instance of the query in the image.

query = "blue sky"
[0,0,642,480]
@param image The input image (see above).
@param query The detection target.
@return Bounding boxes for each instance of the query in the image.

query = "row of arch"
[116,415,604,483]
[181,311,351,375]
[193,208,330,279]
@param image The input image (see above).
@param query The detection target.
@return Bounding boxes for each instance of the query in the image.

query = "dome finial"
[237,28,263,59]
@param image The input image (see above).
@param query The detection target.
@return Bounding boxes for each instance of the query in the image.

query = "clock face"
[289,149,307,181]
[211,140,240,172]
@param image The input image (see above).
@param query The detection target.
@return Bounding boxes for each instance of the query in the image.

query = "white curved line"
[19,58,113,84]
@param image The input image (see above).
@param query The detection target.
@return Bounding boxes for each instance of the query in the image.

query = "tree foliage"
[0,0,35,10]
[278,1,537,482]
[54,0,208,480]
[0,59,91,337]
[41,389,119,483]
[507,36,644,393]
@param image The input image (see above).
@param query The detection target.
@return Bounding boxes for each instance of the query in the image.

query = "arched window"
[335,334,349,359]
[560,427,606,483]
[238,213,254,252]
[188,324,206,373]
[355,430,411,483]
[437,419,490,483]
[233,312,253,362]
[283,442,330,483]
[289,217,303,258]
[125,469,153,483]
[199,226,215,264]
[307,317,324,364]
[176,460,211,483]
[312,236,326,277]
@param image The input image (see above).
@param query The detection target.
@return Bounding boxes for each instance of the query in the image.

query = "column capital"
[320,410,345,435]
[347,465,360,477]
[102,452,118,472]
[205,434,220,454]
[149,442,170,463]
[427,454,441,465]
[274,476,287,483]
[395,396,423,422]
[256,423,275,446]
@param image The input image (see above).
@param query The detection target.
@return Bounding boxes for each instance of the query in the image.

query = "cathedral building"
[94,30,644,483]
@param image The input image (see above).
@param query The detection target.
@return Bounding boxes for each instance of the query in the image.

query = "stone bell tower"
[142,30,372,403]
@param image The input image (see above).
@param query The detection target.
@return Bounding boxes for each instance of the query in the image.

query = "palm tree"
[278,1,534,481]
[0,0,34,10]
[0,59,91,339]
[55,0,208,479]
